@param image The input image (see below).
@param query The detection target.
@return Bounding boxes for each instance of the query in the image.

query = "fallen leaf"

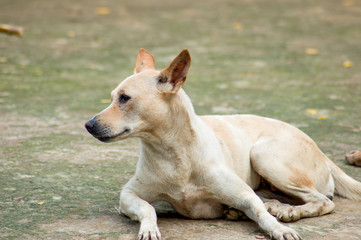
[255,235,265,239]
[305,48,319,55]
[317,116,327,120]
[0,24,24,37]
[233,22,243,30]
[343,60,353,68]
[306,109,318,115]
[343,0,355,7]
[67,30,76,38]
[96,7,110,15]
[37,201,46,205]
[101,99,111,104]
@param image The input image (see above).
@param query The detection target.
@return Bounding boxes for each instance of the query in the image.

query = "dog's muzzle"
[85,118,130,142]
[85,118,110,141]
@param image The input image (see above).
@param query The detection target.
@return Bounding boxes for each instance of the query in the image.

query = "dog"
[85,49,361,240]
[346,150,361,166]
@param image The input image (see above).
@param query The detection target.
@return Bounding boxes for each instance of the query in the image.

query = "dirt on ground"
[39,197,361,240]
[1,0,361,239]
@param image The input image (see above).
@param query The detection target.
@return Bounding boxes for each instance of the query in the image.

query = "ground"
[0,0,360,239]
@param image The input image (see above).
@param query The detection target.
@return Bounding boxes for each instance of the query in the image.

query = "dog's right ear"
[134,48,155,74]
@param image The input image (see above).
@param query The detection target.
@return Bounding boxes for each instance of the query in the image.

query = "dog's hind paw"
[264,200,301,222]
[276,207,301,222]
[223,207,249,220]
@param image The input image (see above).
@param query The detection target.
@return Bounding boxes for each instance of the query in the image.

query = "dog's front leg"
[119,187,161,240]
[210,169,301,240]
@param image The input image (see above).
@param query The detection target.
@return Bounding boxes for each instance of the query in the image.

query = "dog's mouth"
[96,128,131,143]
[85,119,131,142]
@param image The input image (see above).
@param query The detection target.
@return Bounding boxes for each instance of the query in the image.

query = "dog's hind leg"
[250,137,335,222]
[262,190,335,222]
[209,168,301,240]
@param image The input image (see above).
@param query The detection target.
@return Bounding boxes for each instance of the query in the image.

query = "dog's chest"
[161,184,224,219]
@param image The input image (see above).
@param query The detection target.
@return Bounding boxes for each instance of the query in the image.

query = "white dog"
[85,49,361,240]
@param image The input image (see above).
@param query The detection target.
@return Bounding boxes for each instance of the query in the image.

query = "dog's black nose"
[85,119,95,133]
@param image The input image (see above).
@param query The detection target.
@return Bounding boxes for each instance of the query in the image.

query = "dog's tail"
[326,158,361,200]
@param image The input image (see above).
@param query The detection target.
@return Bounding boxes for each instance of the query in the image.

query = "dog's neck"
[139,89,202,164]
[136,89,223,186]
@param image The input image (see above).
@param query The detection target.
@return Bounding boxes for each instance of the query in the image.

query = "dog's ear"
[134,48,155,74]
[158,49,191,93]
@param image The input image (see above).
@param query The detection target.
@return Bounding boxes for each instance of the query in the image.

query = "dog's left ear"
[158,49,191,94]
[134,48,155,74]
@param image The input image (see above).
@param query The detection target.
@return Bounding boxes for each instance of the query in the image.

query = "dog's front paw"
[138,222,161,240]
[271,226,301,240]
[138,231,161,240]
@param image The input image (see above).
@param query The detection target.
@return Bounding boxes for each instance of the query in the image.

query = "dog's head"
[85,48,191,142]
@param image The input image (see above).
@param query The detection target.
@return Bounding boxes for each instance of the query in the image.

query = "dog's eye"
[119,94,131,103]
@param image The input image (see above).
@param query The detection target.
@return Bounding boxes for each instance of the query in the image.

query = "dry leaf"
[37,201,46,205]
[343,60,353,68]
[233,22,243,30]
[96,7,110,15]
[343,0,355,7]
[317,116,327,120]
[0,24,24,37]
[306,109,318,115]
[305,48,319,55]
[67,30,76,38]
[255,235,265,239]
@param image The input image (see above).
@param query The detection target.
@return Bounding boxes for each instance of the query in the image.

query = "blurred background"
[1,0,360,239]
